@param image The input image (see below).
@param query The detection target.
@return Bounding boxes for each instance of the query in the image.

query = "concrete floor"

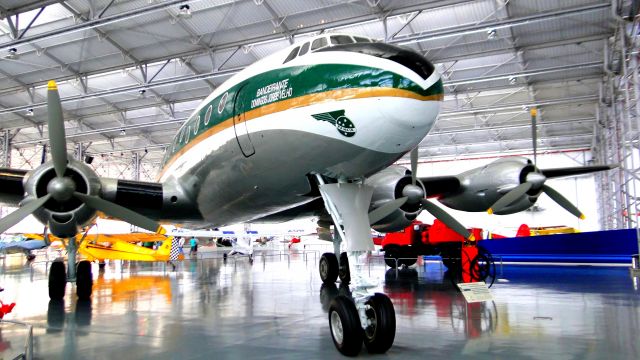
[1,252,639,359]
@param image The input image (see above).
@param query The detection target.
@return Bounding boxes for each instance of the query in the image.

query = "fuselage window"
[185,126,191,142]
[311,37,328,51]
[204,105,213,126]
[330,35,354,45]
[299,42,310,56]
[194,115,200,135]
[283,46,300,63]
[178,127,185,144]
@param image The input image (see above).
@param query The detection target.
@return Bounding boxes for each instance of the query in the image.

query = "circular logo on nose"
[335,116,355,137]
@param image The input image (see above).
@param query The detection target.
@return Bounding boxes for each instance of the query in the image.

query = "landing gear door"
[233,83,256,157]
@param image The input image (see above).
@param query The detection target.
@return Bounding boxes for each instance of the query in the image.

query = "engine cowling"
[438,157,541,214]
[365,165,424,233]
[22,158,101,238]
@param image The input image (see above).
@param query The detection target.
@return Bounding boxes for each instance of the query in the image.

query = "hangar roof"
[0,0,614,178]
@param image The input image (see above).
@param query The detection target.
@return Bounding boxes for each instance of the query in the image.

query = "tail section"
[157,236,183,261]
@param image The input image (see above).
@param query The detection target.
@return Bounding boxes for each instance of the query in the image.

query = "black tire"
[319,253,339,284]
[48,261,66,300]
[384,246,417,268]
[76,260,93,300]
[320,283,339,311]
[338,252,350,284]
[470,245,496,288]
[328,295,363,356]
[363,293,396,354]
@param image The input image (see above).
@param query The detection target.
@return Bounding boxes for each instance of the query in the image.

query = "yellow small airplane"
[25,233,184,262]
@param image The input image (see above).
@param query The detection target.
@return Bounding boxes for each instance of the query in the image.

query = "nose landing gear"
[316,178,396,356]
[48,237,94,300]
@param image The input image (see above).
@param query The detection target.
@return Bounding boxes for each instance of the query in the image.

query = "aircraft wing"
[0,239,47,252]
[540,164,617,178]
[0,168,202,224]
[0,168,28,206]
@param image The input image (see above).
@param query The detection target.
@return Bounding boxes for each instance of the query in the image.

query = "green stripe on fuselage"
[161,64,443,167]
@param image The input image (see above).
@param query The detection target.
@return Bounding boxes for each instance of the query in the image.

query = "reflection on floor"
[0,254,639,359]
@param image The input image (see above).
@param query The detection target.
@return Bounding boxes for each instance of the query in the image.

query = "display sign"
[457,282,493,303]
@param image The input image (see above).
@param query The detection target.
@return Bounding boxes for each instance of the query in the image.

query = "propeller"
[0,81,166,237]
[406,147,474,240]
[487,107,587,219]
[487,165,586,219]
[368,197,408,225]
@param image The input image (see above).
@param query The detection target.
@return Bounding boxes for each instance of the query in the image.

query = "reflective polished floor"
[1,252,639,359]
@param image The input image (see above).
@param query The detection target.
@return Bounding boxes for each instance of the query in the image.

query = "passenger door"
[232,83,256,157]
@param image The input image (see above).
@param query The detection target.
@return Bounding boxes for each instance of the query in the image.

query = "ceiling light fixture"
[177,4,192,19]
[120,129,126,136]
[487,29,497,40]
[25,108,34,116]
[5,48,18,60]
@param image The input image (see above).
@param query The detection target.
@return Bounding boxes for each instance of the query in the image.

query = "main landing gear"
[316,178,396,356]
[48,237,93,301]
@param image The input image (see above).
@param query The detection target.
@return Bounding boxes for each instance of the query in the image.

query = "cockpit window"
[283,46,300,63]
[353,36,372,43]
[299,42,310,56]
[311,37,328,51]
[330,35,354,45]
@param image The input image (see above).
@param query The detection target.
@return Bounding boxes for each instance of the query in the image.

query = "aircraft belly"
[194,129,399,226]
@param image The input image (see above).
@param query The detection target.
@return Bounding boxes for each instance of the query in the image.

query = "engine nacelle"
[22,158,101,238]
[438,157,540,214]
[365,165,422,233]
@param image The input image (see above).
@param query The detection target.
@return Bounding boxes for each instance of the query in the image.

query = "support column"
[0,130,12,168]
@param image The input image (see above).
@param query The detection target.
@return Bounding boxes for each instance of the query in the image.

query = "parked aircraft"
[0,33,612,355]
[0,234,45,260]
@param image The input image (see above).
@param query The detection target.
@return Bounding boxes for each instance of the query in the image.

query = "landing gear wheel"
[470,245,496,287]
[319,253,339,283]
[363,293,396,354]
[338,252,350,284]
[76,260,93,300]
[48,261,66,300]
[328,295,363,356]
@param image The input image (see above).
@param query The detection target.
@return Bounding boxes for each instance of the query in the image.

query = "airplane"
[0,234,46,261]
[0,33,613,356]
[24,232,184,263]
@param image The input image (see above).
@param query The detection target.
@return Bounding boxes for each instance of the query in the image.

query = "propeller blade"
[531,108,537,165]
[488,182,532,214]
[368,197,408,225]
[410,147,418,186]
[47,81,68,178]
[0,194,51,234]
[420,199,472,240]
[74,192,166,234]
[542,184,585,219]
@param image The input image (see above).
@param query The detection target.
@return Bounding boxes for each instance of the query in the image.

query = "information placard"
[457,282,493,303]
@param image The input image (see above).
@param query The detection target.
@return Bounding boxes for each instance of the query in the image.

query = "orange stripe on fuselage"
[157,87,443,179]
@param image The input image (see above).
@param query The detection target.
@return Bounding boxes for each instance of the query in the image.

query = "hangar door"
[233,83,256,157]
